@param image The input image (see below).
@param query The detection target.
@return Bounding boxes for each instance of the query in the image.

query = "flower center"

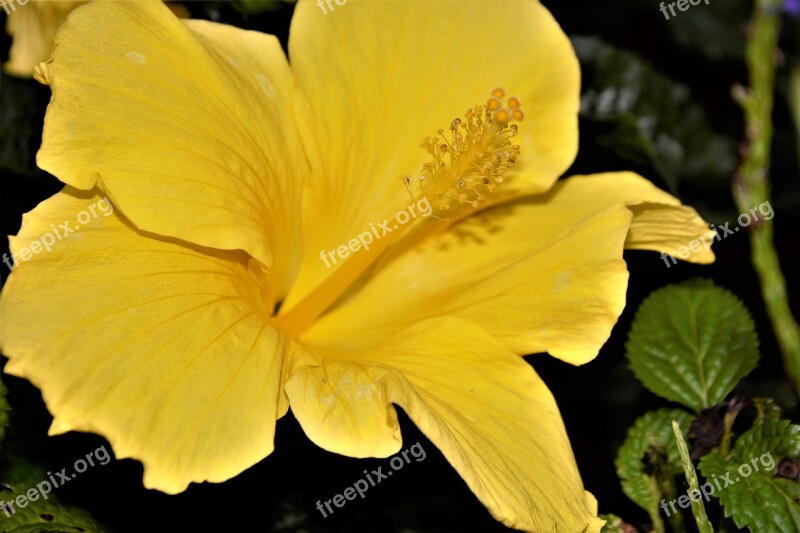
[403,88,522,216]
[276,90,523,337]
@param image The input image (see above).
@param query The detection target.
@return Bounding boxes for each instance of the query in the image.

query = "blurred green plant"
[733,0,800,396]
[665,0,749,59]
[0,379,8,454]
[0,73,39,176]
[572,35,737,199]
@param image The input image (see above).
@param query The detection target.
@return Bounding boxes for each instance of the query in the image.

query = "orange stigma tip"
[508,97,521,108]
[511,108,525,121]
[487,97,501,110]
[491,88,505,98]
[494,109,510,123]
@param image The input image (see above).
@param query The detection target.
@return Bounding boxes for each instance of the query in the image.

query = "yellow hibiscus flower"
[3,0,188,77]
[0,0,715,530]
[3,0,86,77]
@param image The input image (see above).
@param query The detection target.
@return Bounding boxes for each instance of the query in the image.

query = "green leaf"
[572,36,737,195]
[0,456,105,532]
[616,408,694,525]
[699,419,800,532]
[626,279,759,412]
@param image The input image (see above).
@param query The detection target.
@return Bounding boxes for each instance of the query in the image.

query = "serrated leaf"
[616,408,694,523]
[0,456,105,532]
[626,280,759,412]
[699,419,800,532]
[572,36,737,195]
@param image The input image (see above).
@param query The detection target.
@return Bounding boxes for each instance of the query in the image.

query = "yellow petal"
[1,188,284,493]
[560,172,716,263]
[283,0,580,309]
[35,0,306,299]
[3,1,85,78]
[284,345,402,458]
[304,172,714,365]
[287,317,603,532]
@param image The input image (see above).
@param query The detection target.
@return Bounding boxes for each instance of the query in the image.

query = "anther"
[398,89,525,215]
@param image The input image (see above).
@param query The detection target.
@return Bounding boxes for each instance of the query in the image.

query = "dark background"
[1,0,798,531]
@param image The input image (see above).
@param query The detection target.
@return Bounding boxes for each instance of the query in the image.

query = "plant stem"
[672,421,714,533]
[734,0,800,395]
